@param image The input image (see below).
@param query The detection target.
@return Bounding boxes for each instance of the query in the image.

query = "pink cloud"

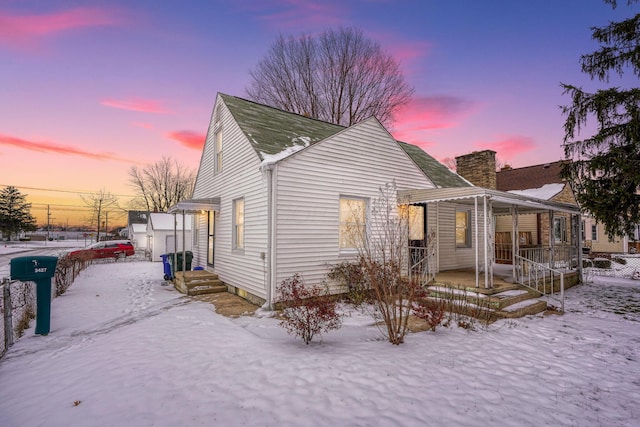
[476,135,537,159]
[0,7,124,50]
[391,95,477,144]
[101,98,174,114]
[167,131,206,150]
[0,133,128,162]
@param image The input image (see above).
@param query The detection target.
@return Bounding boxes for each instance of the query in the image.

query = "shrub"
[592,258,612,269]
[612,256,627,265]
[412,294,446,332]
[327,261,369,306]
[277,274,342,345]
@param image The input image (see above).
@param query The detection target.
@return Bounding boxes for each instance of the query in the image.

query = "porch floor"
[433,264,519,295]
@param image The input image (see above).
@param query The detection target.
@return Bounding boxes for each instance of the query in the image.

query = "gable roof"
[496,161,566,192]
[219,93,470,189]
[398,142,471,188]
[220,94,343,160]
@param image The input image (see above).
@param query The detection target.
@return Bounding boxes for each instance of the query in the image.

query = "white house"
[146,212,192,262]
[169,94,582,308]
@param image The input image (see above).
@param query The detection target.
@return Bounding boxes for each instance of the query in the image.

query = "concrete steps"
[173,270,227,296]
[426,281,548,322]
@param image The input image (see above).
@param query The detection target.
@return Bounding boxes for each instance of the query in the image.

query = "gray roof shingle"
[220,93,470,188]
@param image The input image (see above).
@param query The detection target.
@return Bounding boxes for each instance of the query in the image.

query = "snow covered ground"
[0,261,638,427]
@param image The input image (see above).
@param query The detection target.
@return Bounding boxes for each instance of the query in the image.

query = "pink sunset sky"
[0,0,636,226]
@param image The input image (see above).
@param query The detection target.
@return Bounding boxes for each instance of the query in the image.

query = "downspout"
[263,163,276,310]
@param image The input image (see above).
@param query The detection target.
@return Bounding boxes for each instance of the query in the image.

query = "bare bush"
[277,274,342,345]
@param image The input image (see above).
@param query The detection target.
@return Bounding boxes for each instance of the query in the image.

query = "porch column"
[511,205,519,282]
[182,210,186,273]
[549,210,555,268]
[474,196,479,288]
[483,195,491,289]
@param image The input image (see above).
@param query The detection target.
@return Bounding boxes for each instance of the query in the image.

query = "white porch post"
[549,210,555,268]
[576,214,584,280]
[483,195,490,289]
[182,210,186,273]
[474,196,479,288]
[512,205,519,282]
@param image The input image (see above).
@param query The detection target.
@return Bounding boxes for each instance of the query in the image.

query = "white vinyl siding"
[272,118,435,288]
[191,96,269,299]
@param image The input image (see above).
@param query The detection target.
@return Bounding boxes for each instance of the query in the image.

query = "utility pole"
[46,205,51,245]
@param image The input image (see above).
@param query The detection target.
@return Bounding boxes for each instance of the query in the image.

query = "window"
[233,198,244,250]
[214,128,223,173]
[554,216,567,243]
[455,209,471,248]
[339,197,366,249]
[591,224,598,241]
[207,211,215,266]
[581,220,586,241]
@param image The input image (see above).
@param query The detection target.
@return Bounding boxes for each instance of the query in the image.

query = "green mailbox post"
[10,256,58,336]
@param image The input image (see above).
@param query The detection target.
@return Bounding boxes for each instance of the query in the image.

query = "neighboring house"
[493,161,633,254]
[146,212,192,262]
[127,211,149,249]
[169,94,582,307]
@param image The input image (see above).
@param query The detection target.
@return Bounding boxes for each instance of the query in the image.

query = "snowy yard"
[0,261,639,427]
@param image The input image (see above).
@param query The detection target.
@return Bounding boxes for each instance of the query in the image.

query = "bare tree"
[80,189,120,242]
[247,27,414,127]
[128,156,196,212]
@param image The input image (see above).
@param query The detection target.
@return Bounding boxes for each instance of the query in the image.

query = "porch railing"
[514,254,565,312]
[407,246,436,286]
[496,245,578,271]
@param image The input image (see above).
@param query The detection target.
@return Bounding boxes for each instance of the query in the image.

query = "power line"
[0,184,137,198]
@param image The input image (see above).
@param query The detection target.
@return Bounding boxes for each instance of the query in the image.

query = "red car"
[69,240,135,259]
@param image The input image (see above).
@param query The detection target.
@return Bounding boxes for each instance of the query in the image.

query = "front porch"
[427,265,581,320]
[400,186,583,313]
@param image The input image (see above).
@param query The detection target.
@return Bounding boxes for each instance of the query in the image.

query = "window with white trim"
[591,224,598,241]
[339,197,366,249]
[233,198,244,250]
[455,209,471,248]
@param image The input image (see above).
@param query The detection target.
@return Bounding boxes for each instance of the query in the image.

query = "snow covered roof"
[148,213,192,231]
[508,183,566,201]
[496,161,566,192]
[131,223,147,233]
[219,93,470,189]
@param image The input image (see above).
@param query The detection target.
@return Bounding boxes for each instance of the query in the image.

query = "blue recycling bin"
[160,254,173,280]
[10,256,58,335]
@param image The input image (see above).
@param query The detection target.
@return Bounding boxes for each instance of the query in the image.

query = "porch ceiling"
[167,197,220,214]
[398,187,580,215]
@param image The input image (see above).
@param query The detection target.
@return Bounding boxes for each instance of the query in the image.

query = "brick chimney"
[455,150,497,189]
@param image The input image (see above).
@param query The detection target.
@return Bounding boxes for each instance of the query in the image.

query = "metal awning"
[167,197,220,214]
[398,187,580,215]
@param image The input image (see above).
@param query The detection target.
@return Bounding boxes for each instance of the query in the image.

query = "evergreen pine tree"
[0,186,37,240]
[561,0,640,238]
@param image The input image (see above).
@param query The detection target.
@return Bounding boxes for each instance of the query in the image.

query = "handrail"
[408,246,436,286]
[514,254,564,312]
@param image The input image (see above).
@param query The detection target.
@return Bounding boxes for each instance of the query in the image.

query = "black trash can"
[171,251,193,272]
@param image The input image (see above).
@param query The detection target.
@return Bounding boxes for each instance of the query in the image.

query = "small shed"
[146,212,192,262]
